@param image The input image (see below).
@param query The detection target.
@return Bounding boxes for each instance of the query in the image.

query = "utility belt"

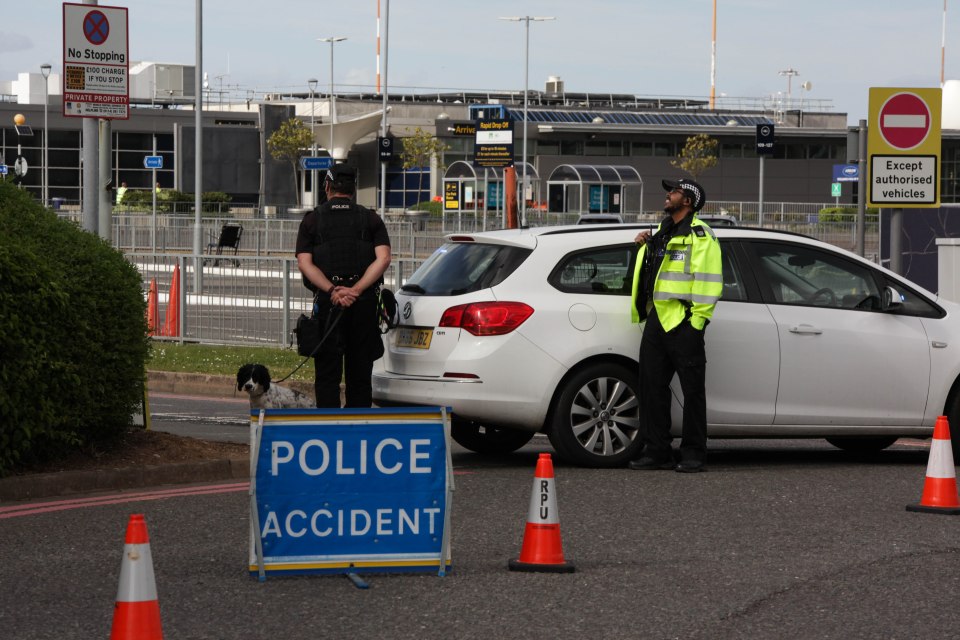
[330,274,361,287]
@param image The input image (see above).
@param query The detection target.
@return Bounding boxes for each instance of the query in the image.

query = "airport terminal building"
[3,63,960,214]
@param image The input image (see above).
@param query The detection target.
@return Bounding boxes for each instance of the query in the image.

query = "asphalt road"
[2,393,956,640]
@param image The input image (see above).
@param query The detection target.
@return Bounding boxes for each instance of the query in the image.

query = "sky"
[2,0,958,125]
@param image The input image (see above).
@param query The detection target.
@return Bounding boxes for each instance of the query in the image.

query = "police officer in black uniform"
[295,165,391,408]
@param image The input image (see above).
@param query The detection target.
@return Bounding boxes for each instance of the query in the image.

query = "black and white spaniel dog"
[236,363,314,410]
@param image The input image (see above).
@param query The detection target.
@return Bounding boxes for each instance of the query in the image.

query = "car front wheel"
[548,362,643,468]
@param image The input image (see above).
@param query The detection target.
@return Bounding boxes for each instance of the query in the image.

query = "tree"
[671,133,719,180]
[267,118,313,206]
[399,127,448,206]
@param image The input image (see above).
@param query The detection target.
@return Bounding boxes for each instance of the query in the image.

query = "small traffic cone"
[160,263,180,337]
[907,416,960,515]
[508,453,575,573]
[145,279,159,336]
[110,514,163,639]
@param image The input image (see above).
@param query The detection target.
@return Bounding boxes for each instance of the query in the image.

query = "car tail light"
[438,302,534,336]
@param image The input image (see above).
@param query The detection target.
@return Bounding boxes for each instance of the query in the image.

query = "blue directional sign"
[143,155,163,169]
[300,156,333,171]
[0,165,7,175]
[832,163,859,182]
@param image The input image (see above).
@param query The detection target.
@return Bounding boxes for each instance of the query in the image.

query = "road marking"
[0,482,249,519]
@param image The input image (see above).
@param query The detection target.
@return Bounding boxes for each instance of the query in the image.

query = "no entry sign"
[867,87,941,207]
[878,92,931,150]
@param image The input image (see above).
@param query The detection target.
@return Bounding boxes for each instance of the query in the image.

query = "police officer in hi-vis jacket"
[628,178,723,473]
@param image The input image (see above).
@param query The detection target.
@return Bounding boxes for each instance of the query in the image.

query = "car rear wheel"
[826,436,898,453]
[451,418,535,455]
[548,362,643,468]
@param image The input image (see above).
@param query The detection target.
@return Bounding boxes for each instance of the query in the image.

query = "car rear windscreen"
[400,243,532,296]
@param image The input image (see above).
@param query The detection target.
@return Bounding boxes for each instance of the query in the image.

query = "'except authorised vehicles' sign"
[249,407,453,577]
[867,88,941,207]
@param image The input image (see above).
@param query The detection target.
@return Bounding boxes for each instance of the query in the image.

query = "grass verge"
[147,342,315,382]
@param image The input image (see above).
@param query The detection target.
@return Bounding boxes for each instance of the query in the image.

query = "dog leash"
[274,306,345,384]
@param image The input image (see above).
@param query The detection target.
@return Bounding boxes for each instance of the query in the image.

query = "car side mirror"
[882,285,904,310]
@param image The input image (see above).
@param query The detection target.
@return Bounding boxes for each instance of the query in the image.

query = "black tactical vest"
[311,198,376,284]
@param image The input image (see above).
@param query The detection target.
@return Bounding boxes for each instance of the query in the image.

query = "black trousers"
[638,308,708,463]
[313,294,383,408]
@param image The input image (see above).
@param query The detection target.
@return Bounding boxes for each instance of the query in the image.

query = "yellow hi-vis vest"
[630,218,723,331]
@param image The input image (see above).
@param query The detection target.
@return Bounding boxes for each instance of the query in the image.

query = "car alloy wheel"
[548,362,643,468]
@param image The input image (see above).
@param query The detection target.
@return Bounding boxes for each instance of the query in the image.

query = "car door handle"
[789,324,823,335]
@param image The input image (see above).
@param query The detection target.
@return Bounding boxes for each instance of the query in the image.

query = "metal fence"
[132,253,427,348]
[59,201,877,347]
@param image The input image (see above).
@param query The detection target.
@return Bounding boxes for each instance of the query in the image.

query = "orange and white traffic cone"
[110,514,163,639]
[508,453,575,573]
[160,263,180,337]
[145,279,159,336]
[906,416,960,515]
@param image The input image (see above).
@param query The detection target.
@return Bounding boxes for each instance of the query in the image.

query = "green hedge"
[817,206,879,223]
[409,201,443,215]
[0,181,150,475]
[120,188,232,215]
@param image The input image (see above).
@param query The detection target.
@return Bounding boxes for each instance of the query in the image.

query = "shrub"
[410,201,442,216]
[121,189,231,216]
[818,206,879,223]
[0,181,150,475]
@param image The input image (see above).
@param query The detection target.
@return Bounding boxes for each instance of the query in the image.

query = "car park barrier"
[906,416,960,515]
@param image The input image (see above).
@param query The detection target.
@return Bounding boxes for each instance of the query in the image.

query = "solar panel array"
[512,110,773,127]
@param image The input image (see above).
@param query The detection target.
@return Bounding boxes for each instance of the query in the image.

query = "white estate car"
[373,224,960,468]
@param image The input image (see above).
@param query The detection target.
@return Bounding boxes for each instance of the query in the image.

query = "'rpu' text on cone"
[906,415,960,515]
[509,452,575,573]
[110,514,163,639]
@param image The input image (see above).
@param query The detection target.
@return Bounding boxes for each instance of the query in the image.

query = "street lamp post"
[40,63,51,206]
[317,37,347,163]
[308,77,318,205]
[499,16,554,226]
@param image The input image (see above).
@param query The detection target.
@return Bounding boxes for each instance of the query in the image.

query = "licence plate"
[394,326,433,349]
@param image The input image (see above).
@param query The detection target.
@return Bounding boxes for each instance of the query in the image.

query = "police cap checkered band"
[662,178,706,212]
[325,164,356,183]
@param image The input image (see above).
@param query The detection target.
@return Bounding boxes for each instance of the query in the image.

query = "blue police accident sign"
[0,165,7,175]
[300,156,334,171]
[833,164,859,182]
[248,407,453,578]
[143,155,163,169]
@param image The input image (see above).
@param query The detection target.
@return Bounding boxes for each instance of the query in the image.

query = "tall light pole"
[499,16,554,226]
[40,63,51,206]
[318,36,347,162]
[308,77,318,205]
